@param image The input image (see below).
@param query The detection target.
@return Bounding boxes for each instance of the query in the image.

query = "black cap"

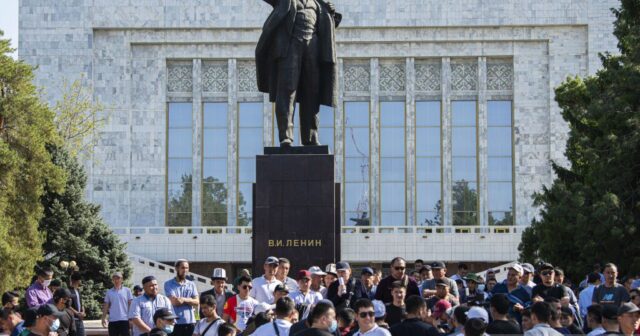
[274,284,289,293]
[539,263,554,271]
[431,261,446,269]
[133,285,143,292]
[142,275,156,285]
[602,304,619,319]
[619,302,640,316]
[336,261,351,271]
[419,265,432,272]
[153,308,178,321]
[361,267,374,275]
[435,279,449,287]
[37,304,65,318]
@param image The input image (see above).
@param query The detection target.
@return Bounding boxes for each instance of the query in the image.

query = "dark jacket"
[255,0,341,107]
[327,278,366,310]
[389,318,439,336]
[374,275,420,304]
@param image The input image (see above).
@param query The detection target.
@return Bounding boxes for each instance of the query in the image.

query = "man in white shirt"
[276,258,299,292]
[221,275,259,332]
[250,256,283,304]
[251,297,297,336]
[580,273,601,319]
[289,270,323,319]
[309,266,327,298]
[585,305,605,336]
[352,298,391,336]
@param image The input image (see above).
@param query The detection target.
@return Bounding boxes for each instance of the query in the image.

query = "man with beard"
[376,258,420,304]
[128,276,173,336]
[164,259,199,336]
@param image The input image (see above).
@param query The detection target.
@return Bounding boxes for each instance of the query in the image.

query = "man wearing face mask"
[128,276,173,336]
[148,308,178,336]
[20,304,65,336]
[52,288,77,336]
[26,269,54,308]
[293,301,338,336]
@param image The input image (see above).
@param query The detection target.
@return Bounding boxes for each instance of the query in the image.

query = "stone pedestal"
[252,146,340,275]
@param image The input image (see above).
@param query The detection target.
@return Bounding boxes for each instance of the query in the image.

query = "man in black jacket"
[375,257,420,304]
[389,295,439,336]
[256,0,341,146]
[327,262,366,310]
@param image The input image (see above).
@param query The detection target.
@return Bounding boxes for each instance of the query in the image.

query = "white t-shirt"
[251,319,292,336]
[234,296,259,331]
[289,290,323,319]
[354,325,392,336]
[250,276,283,304]
[193,318,224,336]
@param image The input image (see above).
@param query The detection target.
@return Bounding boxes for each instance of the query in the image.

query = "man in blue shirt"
[491,264,531,323]
[128,276,173,336]
[164,259,199,336]
[1,307,25,336]
[102,272,134,336]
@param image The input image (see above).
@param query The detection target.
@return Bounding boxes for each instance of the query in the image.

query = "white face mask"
[43,279,52,287]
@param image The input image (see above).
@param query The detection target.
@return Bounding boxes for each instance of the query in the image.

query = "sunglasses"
[541,271,553,276]
[632,296,638,300]
[242,285,253,290]
[394,267,406,271]
[359,311,375,318]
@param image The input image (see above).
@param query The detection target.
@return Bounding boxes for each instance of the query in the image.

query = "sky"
[0,0,19,58]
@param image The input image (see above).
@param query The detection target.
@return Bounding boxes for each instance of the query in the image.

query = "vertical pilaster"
[370,58,380,227]
[192,59,202,227]
[405,58,416,226]
[477,57,489,226]
[264,95,272,147]
[441,57,452,226]
[227,59,238,227]
[336,59,345,228]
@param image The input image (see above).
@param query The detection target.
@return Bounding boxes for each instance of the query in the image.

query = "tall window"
[487,101,513,225]
[203,103,228,226]
[380,101,405,226]
[451,101,478,226]
[416,101,442,226]
[238,102,263,226]
[344,102,370,226]
[167,103,193,226]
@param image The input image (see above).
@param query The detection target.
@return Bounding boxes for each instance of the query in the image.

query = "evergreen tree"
[37,146,131,319]
[0,31,65,293]
[519,0,640,279]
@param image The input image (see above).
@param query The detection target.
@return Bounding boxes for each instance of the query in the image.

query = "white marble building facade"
[19,0,619,262]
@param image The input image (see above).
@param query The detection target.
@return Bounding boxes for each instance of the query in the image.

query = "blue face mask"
[163,324,174,334]
[50,318,60,332]
[328,319,338,333]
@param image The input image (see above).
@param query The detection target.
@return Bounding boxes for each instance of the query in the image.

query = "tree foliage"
[37,146,131,319]
[0,31,66,293]
[519,0,640,279]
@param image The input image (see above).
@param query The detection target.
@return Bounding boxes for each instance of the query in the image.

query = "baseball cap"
[297,270,312,280]
[274,284,289,293]
[419,265,432,272]
[309,266,327,276]
[619,302,640,315]
[539,262,554,271]
[265,256,279,265]
[153,307,178,321]
[361,267,374,276]
[522,263,535,274]
[325,263,338,276]
[467,306,489,323]
[602,304,619,319]
[133,285,143,292]
[22,308,38,327]
[37,304,65,318]
[464,273,480,283]
[254,302,274,315]
[112,271,123,278]
[336,261,351,271]
[372,300,386,318]
[435,279,449,287]
[142,275,156,285]
[53,288,72,300]
[431,261,446,269]
[433,299,452,318]
[211,268,227,280]
[509,264,524,275]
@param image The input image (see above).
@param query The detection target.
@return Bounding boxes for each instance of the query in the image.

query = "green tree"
[37,146,131,319]
[519,0,640,279]
[0,31,66,293]
[452,180,479,226]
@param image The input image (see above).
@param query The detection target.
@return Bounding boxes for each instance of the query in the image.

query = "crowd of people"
[2,257,640,336]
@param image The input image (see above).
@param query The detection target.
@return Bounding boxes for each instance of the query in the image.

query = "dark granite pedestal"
[252,146,340,275]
